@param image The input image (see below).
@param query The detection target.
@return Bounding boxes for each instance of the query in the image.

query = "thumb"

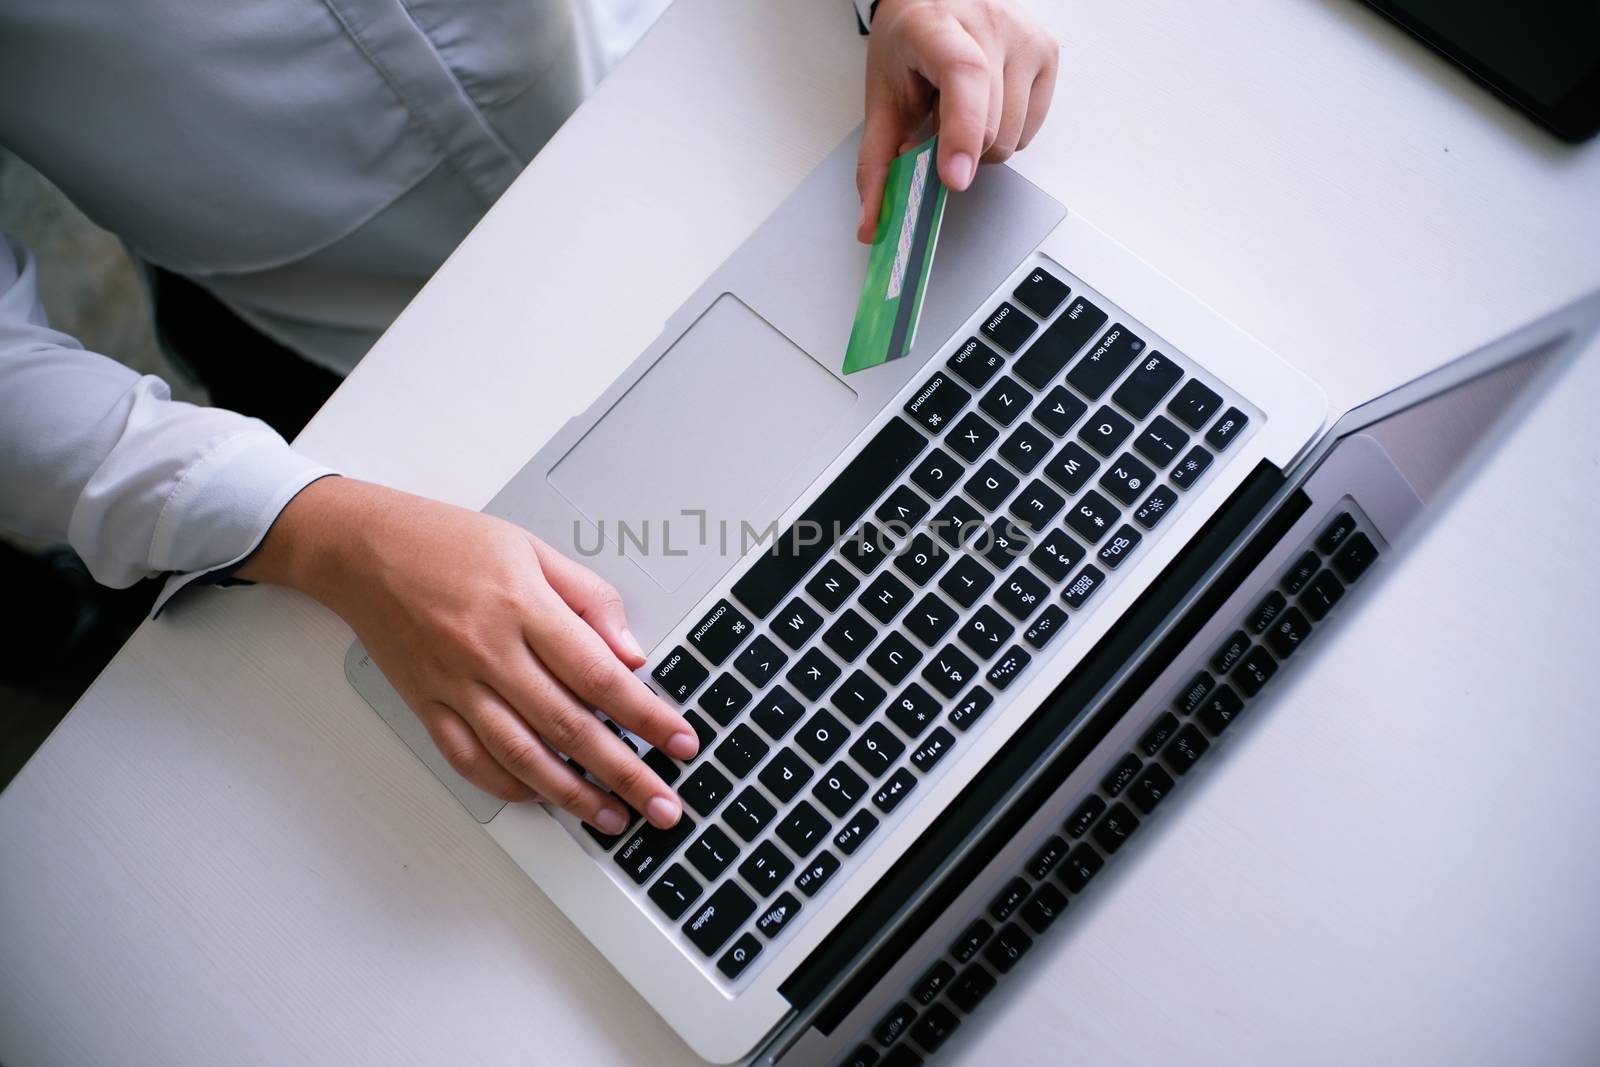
[530,536,646,667]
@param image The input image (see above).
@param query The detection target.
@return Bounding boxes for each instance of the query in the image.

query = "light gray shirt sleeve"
[0,232,333,605]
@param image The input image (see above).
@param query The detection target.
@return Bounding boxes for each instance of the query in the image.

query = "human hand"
[856,0,1060,242]
[240,477,697,836]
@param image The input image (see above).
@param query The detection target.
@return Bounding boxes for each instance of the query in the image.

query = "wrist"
[236,475,365,601]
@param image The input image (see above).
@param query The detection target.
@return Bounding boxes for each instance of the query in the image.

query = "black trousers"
[150,268,343,440]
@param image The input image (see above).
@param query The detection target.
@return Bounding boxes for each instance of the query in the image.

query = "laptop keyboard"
[833,506,1382,1066]
[576,258,1258,984]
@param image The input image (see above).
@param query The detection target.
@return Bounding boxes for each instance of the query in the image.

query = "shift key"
[1014,296,1108,388]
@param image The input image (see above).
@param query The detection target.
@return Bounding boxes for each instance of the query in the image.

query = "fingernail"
[620,627,644,660]
[595,807,627,835]
[647,795,681,827]
[665,730,699,760]
[949,152,975,190]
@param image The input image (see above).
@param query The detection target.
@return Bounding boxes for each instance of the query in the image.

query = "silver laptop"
[347,128,1600,1064]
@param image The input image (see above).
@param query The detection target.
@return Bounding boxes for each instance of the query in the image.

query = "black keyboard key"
[1164,723,1210,774]
[787,647,842,701]
[1043,440,1099,495]
[1014,295,1108,388]
[679,761,731,816]
[1176,671,1215,714]
[1064,794,1106,838]
[937,555,995,608]
[1066,490,1121,544]
[947,411,999,462]
[983,923,1034,974]
[1132,414,1190,470]
[1008,479,1066,532]
[1167,378,1223,431]
[732,417,925,618]
[951,919,994,964]
[1097,523,1142,570]
[1247,590,1288,634]
[1021,882,1069,934]
[715,723,769,778]
[1027,835,1069,880]
[1168,445,1213,490]
[909,726,955,771]
[686,824,740,880]
[880,1046,922,1067]
[1302,568,1345,620]
[582,799,640,849]
[699,673,752,727]
[978,375,1033,428]
[733,634,787,689]
[683,879,755,955]
[751,686,805,740]
[958,604,1014,659]
[980,301,1037,353]
[840,1046,881,1067]
[1138,711,1181,757]
[913,960,957,1006]
[794,850,840,896]
[995,567,1049,620]
[911,1003,961,1053]
[1033,385,1089,438]
[1078,404,1135,458]
[814,762,869,817]
[949,963,998,1012]
[1211,630,1249,675]
[850,721,906,778]
[756,890,802,939]
[922,643,978,698]
[1133,485,1178,530]
[893,532,947,586]
[726,787,777,842]
[1111,351,1183,418]
[738,840,794,897]
[948,687,994,731]
[806,559,860,612]
[833,808,879,854]
[985,645,1032,690]
[909,447,965,501]
[888,682,942,736]
[1058,844,1103,892]
[1265,605,1313,659]
[848,577,912,634]
[1205,406,1248,450]
[652,646,708,704]
[1232,645,1278,697]
[964,458,1019,511]
[903,372,971,434]
[797,708,848,763]
[1333,532,1378,582]
[642,746,682,786]
[875,1001,918,1047]
[999,421,1053,474]
[823,609,878,664]
[687,600,754,667]
[1129,763,1175,815]
[1023,604,1069,650]
[1099,452,1156,507]
[773,598,824,650]
[1197,682,1245,735]
[648,862,703,919]
[1066,323,1146,400]
[1061,564,1107,610]
[840,522,892,576]
[867,631,923,684]
[1013,267,1069,317]
[905,592,959,646]
[1316,511,1358,555]
[1029,529,1085,582]
[1282,550,1320,595]
[872,767,918,813]
[946,335,1005,390]
[716,932,762,979]
[1102,752,1142,797]
[876,486,930,537]
[1091,802,1139,854]
[976,518,1031,571]
[833,670,888,725]
[615,814,696,884]
[989,877,1030,922]
[930,495,982,548]
[758,747,815,803]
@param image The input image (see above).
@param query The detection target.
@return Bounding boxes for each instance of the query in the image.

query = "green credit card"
[842,135,949,375]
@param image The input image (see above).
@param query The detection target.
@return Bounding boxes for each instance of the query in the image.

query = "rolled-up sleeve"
[0,232,333,608]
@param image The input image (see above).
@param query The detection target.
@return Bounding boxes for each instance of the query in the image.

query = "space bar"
[731,416,927,618]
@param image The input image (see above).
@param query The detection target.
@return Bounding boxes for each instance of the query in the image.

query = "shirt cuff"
[152,431,336,614]
[854,0,876,34]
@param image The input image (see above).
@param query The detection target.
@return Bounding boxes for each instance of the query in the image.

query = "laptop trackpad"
[547,294,856,592]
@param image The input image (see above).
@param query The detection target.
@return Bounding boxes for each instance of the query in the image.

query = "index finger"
[905,19,991,190]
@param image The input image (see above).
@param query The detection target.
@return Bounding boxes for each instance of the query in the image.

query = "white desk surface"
[3,1,1598,1064]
